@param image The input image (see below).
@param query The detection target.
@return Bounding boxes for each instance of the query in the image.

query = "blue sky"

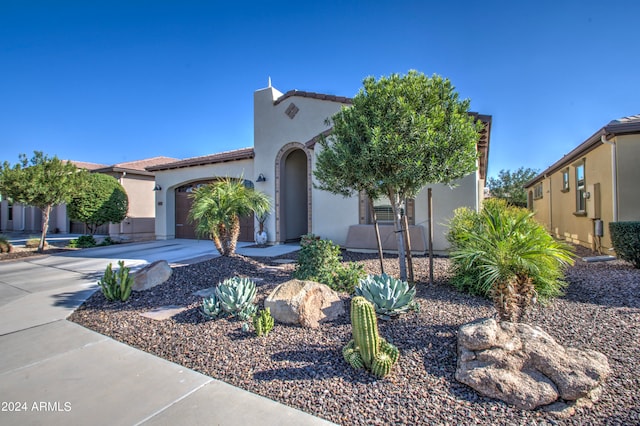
[2,0,638,179]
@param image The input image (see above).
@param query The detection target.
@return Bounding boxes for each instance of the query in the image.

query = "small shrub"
[25,237,42,248]
[98,237,116,246]
[293,233,366,293]
[0,235,12,253]
[355,274,418,320]
[610,222,640,268]
[68,235,97,248]
[97,260,133,302]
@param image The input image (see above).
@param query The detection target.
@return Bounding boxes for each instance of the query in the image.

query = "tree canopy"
[67,173,128,234]
[487,167,538,208]
[315,70,482,280]
[0,151,87,252]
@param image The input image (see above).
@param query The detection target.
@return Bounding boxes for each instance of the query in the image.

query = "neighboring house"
[0,157,176,242]
[148,83,492,254]
[524,115,640,252]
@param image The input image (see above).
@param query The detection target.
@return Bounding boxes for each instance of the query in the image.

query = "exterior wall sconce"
[256,173,266,182]
[153,184,162,191]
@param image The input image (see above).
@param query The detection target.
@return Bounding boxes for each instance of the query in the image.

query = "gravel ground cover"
[69,247,640,425]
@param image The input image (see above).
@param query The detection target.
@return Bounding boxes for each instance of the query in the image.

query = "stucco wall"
[615,134,640,221]
[154,159,254,239]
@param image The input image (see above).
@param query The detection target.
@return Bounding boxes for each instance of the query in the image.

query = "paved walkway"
[0,239,336,426]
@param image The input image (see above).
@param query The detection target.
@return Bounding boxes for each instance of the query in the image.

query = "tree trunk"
[368,198,385,275]
[39,204,51,253]
[402,208,414,282]
[389,190,407,281]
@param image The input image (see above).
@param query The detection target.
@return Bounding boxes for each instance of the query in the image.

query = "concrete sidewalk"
[0,240,336,426]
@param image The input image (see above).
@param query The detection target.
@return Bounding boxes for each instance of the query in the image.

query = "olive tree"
[0,152,87,252]
[315,70,482,280]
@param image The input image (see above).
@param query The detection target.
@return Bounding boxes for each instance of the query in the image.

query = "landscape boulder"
[265,279,344,328]
[133,260,173,291]
[456,317,610,412]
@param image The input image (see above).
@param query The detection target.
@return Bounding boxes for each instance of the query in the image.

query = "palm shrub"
[355,274,418,320]
[97,260,133,302]
[188,177,271,256]
[293,234,365,293]
[449,199,574,322]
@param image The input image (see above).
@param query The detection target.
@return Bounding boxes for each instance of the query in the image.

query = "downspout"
[600,135,618,222]
[119,172,127,236]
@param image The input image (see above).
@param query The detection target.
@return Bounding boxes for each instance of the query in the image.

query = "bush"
[97,260,133,302]
[293,234,365,293]
[610,222,640,268]
[449,199,574,321]
[0,235,12,253]
[68,235,97,248]
[25,237,42,248]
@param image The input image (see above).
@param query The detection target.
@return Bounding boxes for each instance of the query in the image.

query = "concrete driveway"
[0,239,329,426]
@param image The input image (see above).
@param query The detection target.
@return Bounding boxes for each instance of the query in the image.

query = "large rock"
[265,279,344,328]
[456,318,610,411]
[133,260,173,291]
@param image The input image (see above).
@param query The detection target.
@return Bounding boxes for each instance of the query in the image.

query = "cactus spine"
[344,296,399,378]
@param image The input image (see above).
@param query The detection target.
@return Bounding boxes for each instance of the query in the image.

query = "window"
[533,182,543,199]
[359,192,414,225]
[575,162,586,213]
[561,169,570,192]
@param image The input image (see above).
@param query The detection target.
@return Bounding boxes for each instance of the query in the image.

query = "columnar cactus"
[343,296,399,378]
[253,307,275,337]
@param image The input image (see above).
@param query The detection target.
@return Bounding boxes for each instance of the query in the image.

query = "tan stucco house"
[524,114,640,252]
[0,157,175,241]
[148,84,492,254]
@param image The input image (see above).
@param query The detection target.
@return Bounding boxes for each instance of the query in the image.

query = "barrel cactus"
[253,307,275,337]
[343,296,399,378]
[355,274,418,320]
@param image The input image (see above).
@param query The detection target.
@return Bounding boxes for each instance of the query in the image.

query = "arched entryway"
[174,179,254,241]
[276,144,311,242]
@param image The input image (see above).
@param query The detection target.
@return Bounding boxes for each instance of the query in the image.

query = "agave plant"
[215,277,257,320]
[355,274,418,320]
[201,292,223,319]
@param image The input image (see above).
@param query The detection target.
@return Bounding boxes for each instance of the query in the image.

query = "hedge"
[609,222,640,268]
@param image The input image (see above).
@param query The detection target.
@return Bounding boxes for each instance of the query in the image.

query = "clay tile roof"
[112,156,180,171]
[274,90,353,106]
[146,148,255,171]
[67,160,109,171]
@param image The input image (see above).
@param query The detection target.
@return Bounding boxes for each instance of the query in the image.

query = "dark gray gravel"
[69,247,640,425]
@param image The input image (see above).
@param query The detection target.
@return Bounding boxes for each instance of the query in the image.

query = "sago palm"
[188,177,271,256]
[450,200,574,322]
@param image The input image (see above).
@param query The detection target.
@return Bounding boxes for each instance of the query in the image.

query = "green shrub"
[293,234,365,293]
[0,235,12,253]
[68,235,97,248]
[449,199,574,322]
[355,274,418,320]
[610,222,640,268]
[97,260,133,302]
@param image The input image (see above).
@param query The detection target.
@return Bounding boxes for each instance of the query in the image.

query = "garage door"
[175,181,254,241]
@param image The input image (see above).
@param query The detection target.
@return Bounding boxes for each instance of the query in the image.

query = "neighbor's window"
[533,182,543,199]
[575,162,586,213]
[372,198,395,222]
[562,169,570,192]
